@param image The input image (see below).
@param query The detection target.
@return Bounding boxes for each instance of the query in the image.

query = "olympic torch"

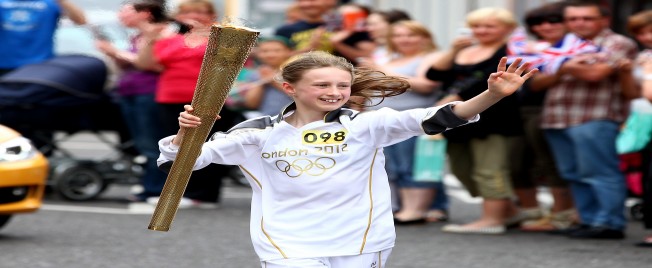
[148,24,259,232]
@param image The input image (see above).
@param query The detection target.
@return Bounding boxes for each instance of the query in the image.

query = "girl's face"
[256,41,292,67]
[635,24,652,49]
[285,67,352,114]
[469,17,513,45]
[366,13,389,40]
[390,25,427,54]
[117,4,149,28]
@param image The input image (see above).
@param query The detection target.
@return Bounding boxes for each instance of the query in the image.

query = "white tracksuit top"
[158,102,477,261]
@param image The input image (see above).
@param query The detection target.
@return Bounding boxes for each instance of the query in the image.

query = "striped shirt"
[541,29,638,129]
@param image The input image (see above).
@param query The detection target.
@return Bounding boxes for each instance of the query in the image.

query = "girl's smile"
[284,67,352,119]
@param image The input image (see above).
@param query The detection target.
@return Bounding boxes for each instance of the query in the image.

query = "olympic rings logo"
[275,157,336,178]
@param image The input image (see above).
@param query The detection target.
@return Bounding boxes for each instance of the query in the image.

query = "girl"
[158,51,535,267]
[136,0,243,207]
[511,2,576,232]
[95,0,169,202]
[358,20,445,224]
[364,9,411,65]
[624,9,652,247]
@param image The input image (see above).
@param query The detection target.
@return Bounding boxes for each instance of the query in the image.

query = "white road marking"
[41,204,150,215]
[41,190,253,215]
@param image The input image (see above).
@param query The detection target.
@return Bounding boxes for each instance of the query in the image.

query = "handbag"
[616,98,652,154]
[413,134,447,182]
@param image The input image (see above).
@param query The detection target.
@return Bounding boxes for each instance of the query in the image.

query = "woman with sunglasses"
[509,2,577,232]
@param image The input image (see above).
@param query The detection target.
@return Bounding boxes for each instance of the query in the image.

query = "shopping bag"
[413,134,447,182]
[616,98,652,154]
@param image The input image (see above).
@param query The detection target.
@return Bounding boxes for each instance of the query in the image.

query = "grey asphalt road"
[1,132,650,268]
[2,183,651,268]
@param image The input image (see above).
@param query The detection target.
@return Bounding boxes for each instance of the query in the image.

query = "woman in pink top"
[135,0,243,207]
[136,0,214,117]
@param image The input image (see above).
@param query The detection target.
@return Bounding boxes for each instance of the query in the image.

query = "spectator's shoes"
[635,236,652,247]
[442,224,505,234]
[504,208,543,228]
[520,209,576,232]
[393,217,427,226]
[568,226,625,240]
[547,223,591,235]
[425,210,449,223]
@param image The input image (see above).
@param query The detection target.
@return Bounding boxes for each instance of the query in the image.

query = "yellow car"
[0,124,49,230]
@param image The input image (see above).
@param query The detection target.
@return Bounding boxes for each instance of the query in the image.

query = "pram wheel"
[52,163,107,201]
[0,215,12,230]
[631,202,645,221]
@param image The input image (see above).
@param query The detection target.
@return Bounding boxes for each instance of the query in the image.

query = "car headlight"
[0,137,39,162]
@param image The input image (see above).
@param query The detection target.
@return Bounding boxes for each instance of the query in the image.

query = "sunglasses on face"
[526,15,564,26]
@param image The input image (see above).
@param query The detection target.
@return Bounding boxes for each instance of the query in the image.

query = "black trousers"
[642,140,652,229]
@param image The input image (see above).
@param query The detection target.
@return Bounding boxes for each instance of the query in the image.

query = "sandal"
[425,210,449,222]
[520,209,576,232]
[442,224,505,234]
[635,236,652,248]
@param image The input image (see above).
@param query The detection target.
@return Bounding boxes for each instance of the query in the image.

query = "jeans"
[544,120,627,230]
[429,182,449,211]
[119,94,167,198]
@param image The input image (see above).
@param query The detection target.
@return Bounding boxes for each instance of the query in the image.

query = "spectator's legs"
[389,137,438,222]
[545,128,596,226]
[545,121,627,230]
[119,94,167,199]
[569,120,626,230]
[443,135,517,232]
[426,182,449,222]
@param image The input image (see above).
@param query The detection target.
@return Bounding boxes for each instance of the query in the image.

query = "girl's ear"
[282,82,296,97]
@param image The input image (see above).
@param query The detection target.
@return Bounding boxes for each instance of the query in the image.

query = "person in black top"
[426,7,523,234]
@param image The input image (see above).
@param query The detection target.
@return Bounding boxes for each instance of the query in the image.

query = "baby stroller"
[0,55,142,201]
[617,98,652,221]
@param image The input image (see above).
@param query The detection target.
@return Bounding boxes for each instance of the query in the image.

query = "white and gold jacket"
[158,102,477,261]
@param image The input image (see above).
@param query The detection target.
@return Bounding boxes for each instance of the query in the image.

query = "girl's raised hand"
[488,57,538,98]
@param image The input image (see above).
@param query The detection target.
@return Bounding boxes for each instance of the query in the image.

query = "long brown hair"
[627,10,652,35]
[278,51,410,107]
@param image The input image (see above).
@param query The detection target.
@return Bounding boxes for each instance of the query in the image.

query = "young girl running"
[157,51,535,267]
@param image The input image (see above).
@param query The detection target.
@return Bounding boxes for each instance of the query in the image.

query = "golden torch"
[148,24,259,232]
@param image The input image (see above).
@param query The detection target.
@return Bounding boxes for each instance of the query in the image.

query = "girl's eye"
[316,84,329,87]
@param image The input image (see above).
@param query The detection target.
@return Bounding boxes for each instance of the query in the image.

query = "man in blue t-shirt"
[274,0,374,64]
[275,0,335,54]
[0,0,86,75]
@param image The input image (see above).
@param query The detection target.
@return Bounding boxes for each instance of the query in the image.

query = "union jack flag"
[507,28,600,74]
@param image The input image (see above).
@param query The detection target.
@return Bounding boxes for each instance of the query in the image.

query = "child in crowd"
[157,51,535,267]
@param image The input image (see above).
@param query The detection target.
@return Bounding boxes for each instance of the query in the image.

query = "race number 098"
[302,130,346,145]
